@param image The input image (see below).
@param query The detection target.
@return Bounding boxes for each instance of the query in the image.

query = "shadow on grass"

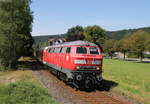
[97,79,118,91]
[110,58,150,64]
[136,61,150,63]
[124,59,150,63]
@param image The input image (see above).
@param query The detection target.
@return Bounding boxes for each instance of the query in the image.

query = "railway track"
[32,66,133,104]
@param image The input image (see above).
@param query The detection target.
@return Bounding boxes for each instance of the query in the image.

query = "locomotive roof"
[52,40,98,47]
[40,41,98,51]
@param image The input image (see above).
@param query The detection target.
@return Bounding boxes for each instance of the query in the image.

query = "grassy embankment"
[103,59,150,104]
[0,65,58,104]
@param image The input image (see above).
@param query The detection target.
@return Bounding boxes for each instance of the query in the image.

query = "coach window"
[76,47,87,54]
[66,47,71,53]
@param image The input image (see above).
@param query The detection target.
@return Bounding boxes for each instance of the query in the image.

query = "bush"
[127,52,138,58]
[0,81,58,104]
[143,54,150,58]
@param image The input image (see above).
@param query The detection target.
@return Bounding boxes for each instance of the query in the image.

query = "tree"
[113,40,126,59]
[145,38,150,51]
[84,25,106,46]
[0,0,33,69]
[104,39,117,59]
[113,34,132,60]
[129,30,150,61]
[32,43,39,57]
[66,25,84,41]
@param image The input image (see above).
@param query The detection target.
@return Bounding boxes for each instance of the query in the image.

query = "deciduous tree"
[104,39,117,59]
[129,30,150,61]
[0,0,33,69]
[66,25,84,41]
[84,25,106,46]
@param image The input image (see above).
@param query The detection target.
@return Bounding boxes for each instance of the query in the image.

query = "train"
[38,40,103,89]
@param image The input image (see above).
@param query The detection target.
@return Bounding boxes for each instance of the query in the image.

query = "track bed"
[32,64,133,104]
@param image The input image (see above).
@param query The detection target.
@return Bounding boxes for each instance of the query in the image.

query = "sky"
[31,0,150,36]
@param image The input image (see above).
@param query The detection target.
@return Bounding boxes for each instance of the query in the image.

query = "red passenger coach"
[38,41,103,89]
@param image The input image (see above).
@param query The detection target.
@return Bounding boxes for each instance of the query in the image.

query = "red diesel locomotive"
[38,41,103,89]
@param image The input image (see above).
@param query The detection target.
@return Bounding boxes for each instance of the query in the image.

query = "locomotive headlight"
[92,60,101,65]
[96,67,100,70]
[76,66,80,69]
[74,60,86,64]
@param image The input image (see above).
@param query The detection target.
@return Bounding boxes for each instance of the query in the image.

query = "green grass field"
[0,70,59,104]
[103,59,150,104]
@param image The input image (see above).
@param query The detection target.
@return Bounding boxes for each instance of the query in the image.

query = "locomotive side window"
[76,47,87,54]
[53,48,56,53]
[66,47,71,53]
[61,47,67,53]
[59,47,63,53]
[54,47,57,53]
[54,48,58,53]
[50,48,54,53]
[56,47,61,53]
[90,47,99,55]
[48,48,51,53]
[54,48,57,53]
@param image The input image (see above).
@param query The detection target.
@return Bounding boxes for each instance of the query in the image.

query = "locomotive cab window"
[76,47,87,54]
[90,47,99,55]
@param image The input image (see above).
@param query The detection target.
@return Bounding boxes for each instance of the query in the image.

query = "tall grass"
[0,81,58,104]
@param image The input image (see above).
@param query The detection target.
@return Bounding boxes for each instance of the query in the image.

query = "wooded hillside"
[106,27,150,40]
[33,27,150,43]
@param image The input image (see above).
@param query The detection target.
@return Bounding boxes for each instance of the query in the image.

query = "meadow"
[0,70,58,104]
[103,59,150,104]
